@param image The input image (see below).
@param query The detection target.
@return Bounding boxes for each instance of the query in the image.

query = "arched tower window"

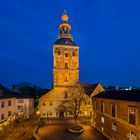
[65,63,68,68]
[65,76,68,82]
[72,52,76,56]
[64,92,68,98]
[58,51,61,55]
[65,53,68,57]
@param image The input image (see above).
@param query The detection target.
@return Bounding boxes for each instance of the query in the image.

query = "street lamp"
[36,111,40,115]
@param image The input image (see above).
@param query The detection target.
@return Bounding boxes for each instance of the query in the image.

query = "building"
[0,85,16,124]
[38,11,79,118]
[93,90,140,140]
[14,92,34,119]
[38,12,102,119]
[38,11,105,119]
[0,84,34,130]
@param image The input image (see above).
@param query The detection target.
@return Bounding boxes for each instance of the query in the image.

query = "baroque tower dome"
[54,10,76,46]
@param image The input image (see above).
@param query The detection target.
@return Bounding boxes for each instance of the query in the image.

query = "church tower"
[53,11,79,87]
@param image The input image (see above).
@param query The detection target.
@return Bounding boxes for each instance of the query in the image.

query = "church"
[38,11,104,118]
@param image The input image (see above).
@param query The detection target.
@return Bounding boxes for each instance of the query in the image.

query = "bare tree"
[58,83,85,124]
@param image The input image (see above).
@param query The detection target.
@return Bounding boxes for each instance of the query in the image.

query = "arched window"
[43,102,46,106]
[50,101,52,106]
[65,63,68,68]
[58,51,61,55]
[72,52,76,56]
[65,76,68,82]
[65,53,68,57]
[64,92,68,98]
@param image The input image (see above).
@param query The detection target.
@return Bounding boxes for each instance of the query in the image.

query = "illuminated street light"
[84,111,87,116]
[36,111,40,115]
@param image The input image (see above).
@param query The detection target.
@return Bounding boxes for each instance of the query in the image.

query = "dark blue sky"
[0,0,140,88]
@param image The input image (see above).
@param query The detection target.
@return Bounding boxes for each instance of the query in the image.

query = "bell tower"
[53,11,79,87]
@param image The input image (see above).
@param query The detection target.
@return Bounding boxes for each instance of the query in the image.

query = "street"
[38,123,108,140]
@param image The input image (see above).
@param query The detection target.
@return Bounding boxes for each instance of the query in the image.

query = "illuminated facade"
[0,84,34,130]
[39,11,80,118]
[53,11,79,87]
[93,90,140,140]
[38,12,104,119]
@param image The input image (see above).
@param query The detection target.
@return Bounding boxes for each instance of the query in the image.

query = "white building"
[15,95,34,119]
[0,84,34,130]
[0,85,16,129]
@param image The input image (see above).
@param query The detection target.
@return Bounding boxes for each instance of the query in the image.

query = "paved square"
[38,124,108,140]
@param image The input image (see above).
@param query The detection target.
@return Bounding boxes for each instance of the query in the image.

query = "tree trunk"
[74,116,77,125]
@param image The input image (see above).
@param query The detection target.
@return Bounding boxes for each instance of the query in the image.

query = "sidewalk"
[0,117,39,140]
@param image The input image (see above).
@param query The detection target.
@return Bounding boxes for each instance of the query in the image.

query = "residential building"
[93,90,140,140]
[0,84,34,130]
[14,93,34,119]
[0,85,16,129]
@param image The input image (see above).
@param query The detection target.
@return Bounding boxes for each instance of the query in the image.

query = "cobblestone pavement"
[38,123,108,140]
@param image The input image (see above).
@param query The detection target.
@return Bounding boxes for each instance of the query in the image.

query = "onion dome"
[54,10,76,46]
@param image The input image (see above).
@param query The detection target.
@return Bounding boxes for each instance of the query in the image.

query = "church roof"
[54,37,76,46]
[78,81,100,96]
[94,90,140,102]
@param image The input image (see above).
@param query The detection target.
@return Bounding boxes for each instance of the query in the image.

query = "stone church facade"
[38,12,104,118]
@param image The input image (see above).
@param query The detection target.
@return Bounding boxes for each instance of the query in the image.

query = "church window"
[65,76,68,82]
[65,63,68,68]
[65,53,68,57]
[43,101,46,106]
[72,52,76,56]
[50,101,52,106]
[64,92,68,98]
[58,51,61,55]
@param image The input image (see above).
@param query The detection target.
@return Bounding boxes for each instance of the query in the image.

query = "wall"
[94,98,140,140]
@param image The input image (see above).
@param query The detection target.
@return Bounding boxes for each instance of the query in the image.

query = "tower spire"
[62,10,69,22]
[54,10,76,46]
[63,10,67,15]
